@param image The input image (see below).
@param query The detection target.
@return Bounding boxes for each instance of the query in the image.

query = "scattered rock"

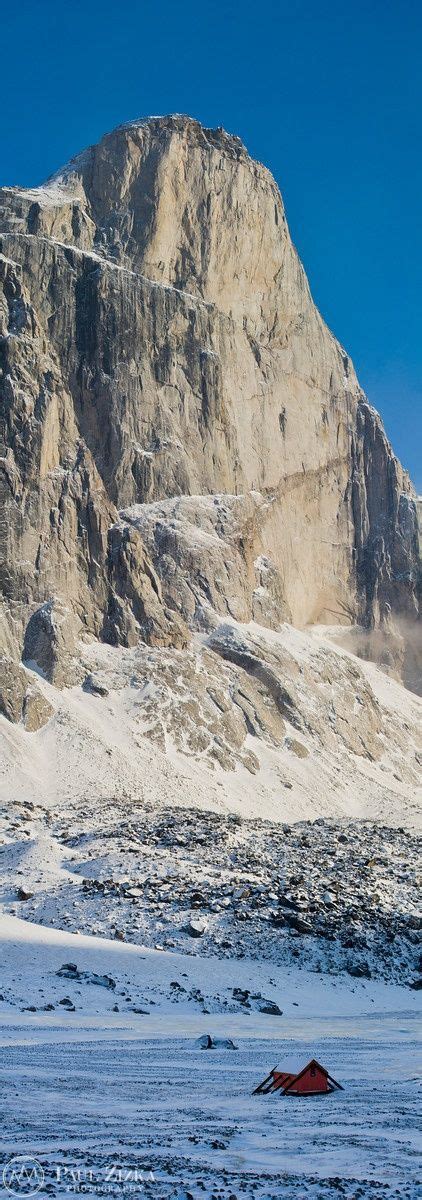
[56,964,116,989]
[83,674,109,697]
[346,961,372,979]
[17,887,34,901]
[184,919,207,938]
[258,1000,283,1016]
[285,737,309,758]
[195,1034,238,1050]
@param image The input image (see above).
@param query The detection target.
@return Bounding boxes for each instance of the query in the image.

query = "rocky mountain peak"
[0,114,420,732]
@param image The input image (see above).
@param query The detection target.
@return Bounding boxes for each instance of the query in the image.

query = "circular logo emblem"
[2,1157,45,1197]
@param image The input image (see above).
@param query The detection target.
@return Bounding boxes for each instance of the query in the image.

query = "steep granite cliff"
[0,115,420,710]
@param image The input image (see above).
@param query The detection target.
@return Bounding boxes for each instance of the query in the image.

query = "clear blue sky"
[2,0,421,489]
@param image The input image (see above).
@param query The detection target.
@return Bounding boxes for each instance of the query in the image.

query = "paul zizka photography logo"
[2,1157,45,1197]
[2,1157,156,1196]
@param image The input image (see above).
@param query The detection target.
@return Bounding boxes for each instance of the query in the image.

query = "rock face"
[0,656,53,729]
[0,114,420,702]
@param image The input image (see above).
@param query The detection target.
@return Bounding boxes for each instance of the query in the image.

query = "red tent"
[253,1058,343,1097]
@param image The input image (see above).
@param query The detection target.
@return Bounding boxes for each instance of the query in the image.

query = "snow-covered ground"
[1,618,420,1196]
[0,919,420,1199]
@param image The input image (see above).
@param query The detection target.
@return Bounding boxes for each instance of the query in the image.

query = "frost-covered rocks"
[256,999,283,1015]
[56,963,116,988]
[195,1034,238,1050]
[184,919,207,938]
[3,803,419,985]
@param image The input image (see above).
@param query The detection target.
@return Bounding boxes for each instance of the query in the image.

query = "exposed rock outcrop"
[121,492,292,630]
[0,656,53,729]
[22,599,83,686]
[0,114,420,711]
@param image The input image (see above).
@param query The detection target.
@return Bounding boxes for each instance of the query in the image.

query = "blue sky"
[2,0,421,489]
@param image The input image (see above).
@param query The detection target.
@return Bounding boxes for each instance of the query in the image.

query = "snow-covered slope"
[1,619,420,825]
[2,913,419,1024]
[1,619,420,986]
